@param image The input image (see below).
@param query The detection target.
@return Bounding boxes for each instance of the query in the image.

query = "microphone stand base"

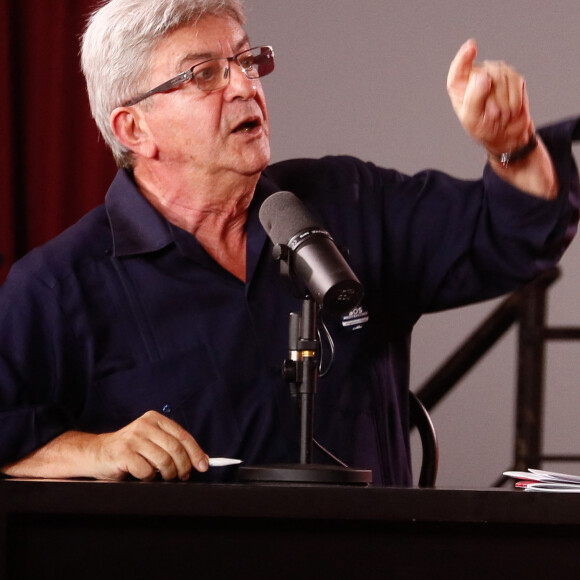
[237,464,372,486]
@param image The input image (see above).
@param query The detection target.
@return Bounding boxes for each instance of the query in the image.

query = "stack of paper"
[503,469,580,492]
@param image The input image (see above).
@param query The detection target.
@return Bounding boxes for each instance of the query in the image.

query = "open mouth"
[233,118,261,134]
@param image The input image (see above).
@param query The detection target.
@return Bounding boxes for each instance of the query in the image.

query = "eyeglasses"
[122,45,275,107]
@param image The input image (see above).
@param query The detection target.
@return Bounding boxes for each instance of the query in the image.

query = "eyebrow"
[176,35,250,72]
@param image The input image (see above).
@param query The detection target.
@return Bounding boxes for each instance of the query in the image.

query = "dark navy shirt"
[0,119,578,486]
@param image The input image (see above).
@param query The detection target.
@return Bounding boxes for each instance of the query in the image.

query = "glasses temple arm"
[123,71,193,107]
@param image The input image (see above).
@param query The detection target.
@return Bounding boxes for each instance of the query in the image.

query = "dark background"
[0,0,116,283]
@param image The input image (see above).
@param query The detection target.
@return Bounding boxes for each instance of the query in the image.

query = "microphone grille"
[259,191,322,244]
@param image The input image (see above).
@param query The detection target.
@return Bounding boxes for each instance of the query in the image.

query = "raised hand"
[447,39,534,157]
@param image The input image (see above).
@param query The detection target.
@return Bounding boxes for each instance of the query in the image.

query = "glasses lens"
[192,47,275,92]
[193,59,229,91]
[238,47,275,79]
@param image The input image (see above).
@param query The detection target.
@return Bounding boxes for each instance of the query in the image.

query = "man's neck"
[133,164,260,282]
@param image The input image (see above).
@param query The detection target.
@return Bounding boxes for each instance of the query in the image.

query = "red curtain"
[0,0,117,283]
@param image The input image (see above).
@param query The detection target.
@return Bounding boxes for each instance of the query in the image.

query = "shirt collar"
[105,169,173,257]
[104,168,281,262]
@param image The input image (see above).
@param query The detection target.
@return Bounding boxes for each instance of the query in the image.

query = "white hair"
[80,0,246,168]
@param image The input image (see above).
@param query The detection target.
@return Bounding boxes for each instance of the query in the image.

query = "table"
[1,479,580,579]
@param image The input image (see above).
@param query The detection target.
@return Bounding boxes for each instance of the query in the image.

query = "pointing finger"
[447,38,478,95]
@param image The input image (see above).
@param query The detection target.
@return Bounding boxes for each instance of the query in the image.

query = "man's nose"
[224,61,257,99]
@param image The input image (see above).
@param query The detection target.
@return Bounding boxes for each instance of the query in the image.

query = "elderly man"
[0,0,578,486]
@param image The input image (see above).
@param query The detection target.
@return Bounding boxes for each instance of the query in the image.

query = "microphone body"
[259,191,363,314]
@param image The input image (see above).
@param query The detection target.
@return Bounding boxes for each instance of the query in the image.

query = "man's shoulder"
[265,155,371,182]
[263,155,403,195]
[5,204,111,290]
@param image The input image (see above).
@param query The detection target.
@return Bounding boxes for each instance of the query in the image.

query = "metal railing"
[413,267,580,486]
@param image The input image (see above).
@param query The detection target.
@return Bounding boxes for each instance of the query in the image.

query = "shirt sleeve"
[377,117,580,319]
[0,270,82,466]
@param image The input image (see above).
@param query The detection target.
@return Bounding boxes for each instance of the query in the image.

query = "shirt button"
[162,404,172,414]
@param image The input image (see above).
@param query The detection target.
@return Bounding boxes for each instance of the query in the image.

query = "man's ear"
[110,107,158,159]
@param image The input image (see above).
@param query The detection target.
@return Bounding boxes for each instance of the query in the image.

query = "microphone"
[259,191,363,314]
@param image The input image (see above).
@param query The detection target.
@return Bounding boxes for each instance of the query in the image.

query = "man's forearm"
[1,411,210,481]
[1,431,108,479]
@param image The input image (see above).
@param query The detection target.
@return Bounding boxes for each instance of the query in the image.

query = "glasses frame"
[122,45,274,107]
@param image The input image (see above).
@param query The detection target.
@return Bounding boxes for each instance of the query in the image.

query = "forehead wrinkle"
[175,34,250,72]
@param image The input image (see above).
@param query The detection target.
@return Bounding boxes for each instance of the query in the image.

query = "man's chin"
[243,147,271,175]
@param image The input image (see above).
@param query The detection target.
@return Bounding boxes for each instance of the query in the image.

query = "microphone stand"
[237,245,372,486]
[286,297,318,465]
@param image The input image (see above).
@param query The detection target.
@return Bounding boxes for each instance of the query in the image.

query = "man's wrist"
[487,133,539,169]
[486,134,559,200]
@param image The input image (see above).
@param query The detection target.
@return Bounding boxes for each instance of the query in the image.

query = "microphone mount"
[271,242,307,302]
